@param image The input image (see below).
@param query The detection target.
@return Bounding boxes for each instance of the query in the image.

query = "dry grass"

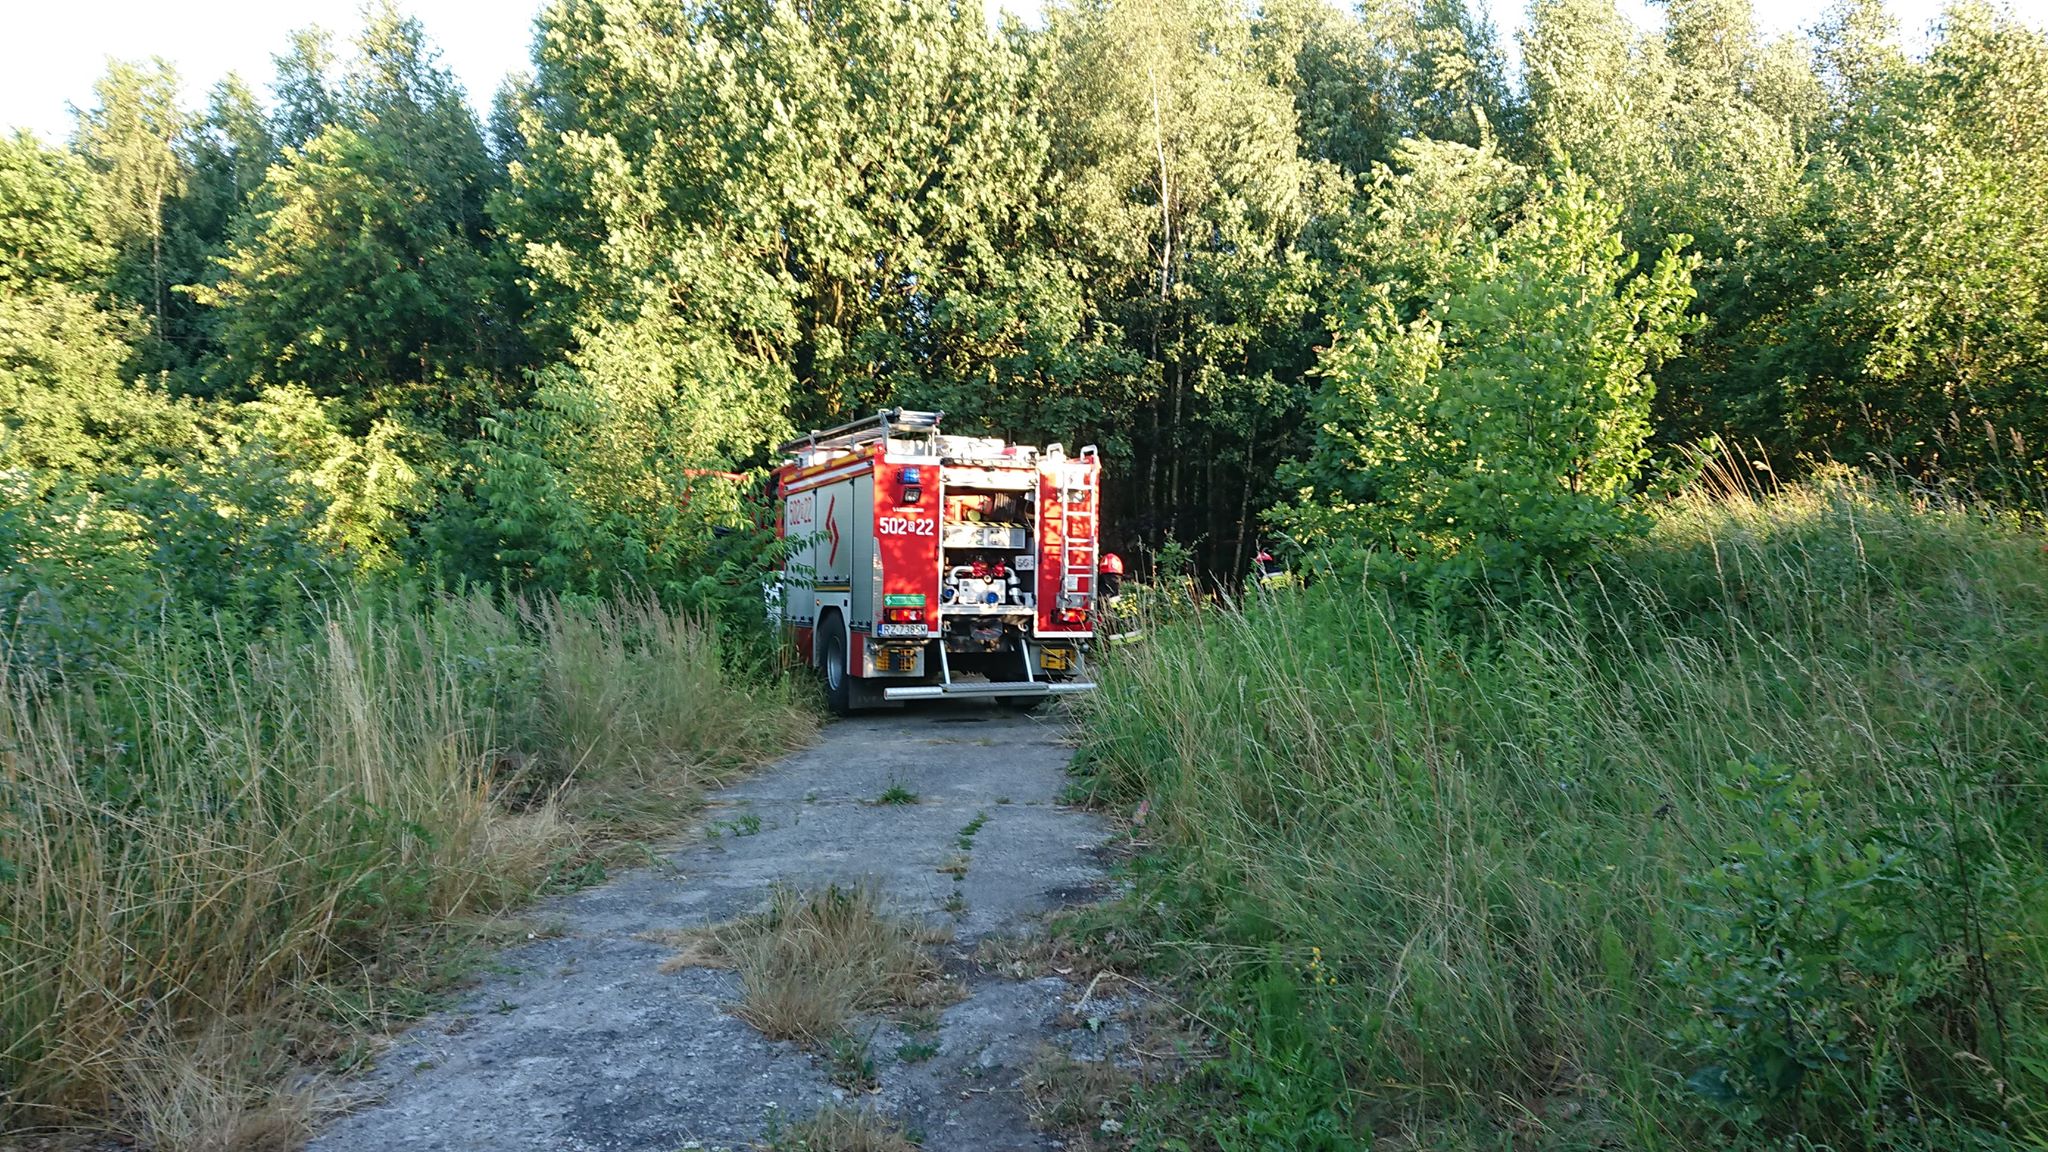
[1022,1048,1135,1141]
[772,1105,920,1152]
[0,593,815,1148]
[97,1022,324,1152]
[654,884,956,1042]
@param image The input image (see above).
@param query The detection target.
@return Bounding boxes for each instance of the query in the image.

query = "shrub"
[1275,173,1699,597]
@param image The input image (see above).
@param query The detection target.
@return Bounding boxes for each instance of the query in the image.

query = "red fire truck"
[772,409,1101,714]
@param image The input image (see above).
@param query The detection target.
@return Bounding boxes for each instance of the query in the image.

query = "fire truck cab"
[772,409,1100,714]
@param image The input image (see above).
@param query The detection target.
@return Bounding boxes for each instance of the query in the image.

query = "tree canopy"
[3,0,2045,604]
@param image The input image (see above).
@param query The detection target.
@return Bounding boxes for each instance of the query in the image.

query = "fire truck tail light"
[885,607,924,623]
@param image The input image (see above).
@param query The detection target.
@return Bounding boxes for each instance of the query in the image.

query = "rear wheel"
[820,624,853,716]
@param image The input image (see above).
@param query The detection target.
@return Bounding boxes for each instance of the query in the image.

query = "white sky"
[0,0,2030,143]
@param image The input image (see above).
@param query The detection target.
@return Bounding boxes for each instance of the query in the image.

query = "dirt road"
[310,705,1119,1151]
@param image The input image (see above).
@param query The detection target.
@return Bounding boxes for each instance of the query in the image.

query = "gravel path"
[309,704,1120,1152]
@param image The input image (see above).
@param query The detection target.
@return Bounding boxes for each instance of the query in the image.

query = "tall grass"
[0,594,813,1147]
[1078,472,2048,1149]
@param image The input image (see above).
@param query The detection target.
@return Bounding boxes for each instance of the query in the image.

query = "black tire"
[820,622,854,716]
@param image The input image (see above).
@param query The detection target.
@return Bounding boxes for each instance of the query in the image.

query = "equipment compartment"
[941,522,1026,549]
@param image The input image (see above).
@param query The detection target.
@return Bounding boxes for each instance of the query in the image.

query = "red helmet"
[1098,552,1125,575]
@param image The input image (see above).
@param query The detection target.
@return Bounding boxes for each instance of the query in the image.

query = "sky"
[0,0,2033,143]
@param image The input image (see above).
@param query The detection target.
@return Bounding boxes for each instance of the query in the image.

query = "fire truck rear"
[772,409,1101,714]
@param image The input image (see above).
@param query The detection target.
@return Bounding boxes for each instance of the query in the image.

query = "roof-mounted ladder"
[778,408,944,457]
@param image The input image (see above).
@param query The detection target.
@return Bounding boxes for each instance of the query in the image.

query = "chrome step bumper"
[881,680,1095,701]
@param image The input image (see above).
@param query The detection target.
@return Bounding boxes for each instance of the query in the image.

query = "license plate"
[877,623,925,638]
[1040,647,1071,670]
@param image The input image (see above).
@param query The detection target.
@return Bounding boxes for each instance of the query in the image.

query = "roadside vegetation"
[7,0,2048,1146]
[0,596,813,1146]
[1075,472,2048,1150]
[653,883,957,1044]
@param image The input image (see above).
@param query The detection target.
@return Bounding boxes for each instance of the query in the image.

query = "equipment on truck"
[770,408,1103,715]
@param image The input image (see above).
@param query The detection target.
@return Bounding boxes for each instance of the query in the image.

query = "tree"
[271,27,343,153]
[1040,0,1342,571]
[0,130,113,289]
[1276,166,1698,589]
[0,132,197,481]
[1753,3,2048,489]
[154,75,276,393]
[1253,0,1514,178]
[71,58,191,363]
[206,4,508,433]
[1655,1,2048,494]
[509,0,1133,459]
[1521,0,1675,199]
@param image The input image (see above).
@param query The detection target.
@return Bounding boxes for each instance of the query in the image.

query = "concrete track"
[310,704,1119,1152]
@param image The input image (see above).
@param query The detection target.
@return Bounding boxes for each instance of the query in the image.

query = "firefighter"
[1098,552,1125,599]
[1095,553,1141,642]
[1254,548,1286,586]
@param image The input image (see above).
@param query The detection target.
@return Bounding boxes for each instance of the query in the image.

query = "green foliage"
[0,283,195,478]
[0,471,158,670]
[512,0,1105,458]
[7,0,2048,1142]
[1276,169,1699,591]
[1077,478,2048,1149]
[1665,757,2018,1140]
[206,5,510,432]
[0,132,114,289]
[1043,0,1338,568]
[71,58,190,360]
[420,368,788,656]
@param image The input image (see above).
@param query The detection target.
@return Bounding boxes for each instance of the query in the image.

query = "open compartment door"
[1034,452,1099,637]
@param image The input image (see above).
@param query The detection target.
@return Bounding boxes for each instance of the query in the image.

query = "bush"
[1274,172,1699,597]
[1666,758,2021,1138]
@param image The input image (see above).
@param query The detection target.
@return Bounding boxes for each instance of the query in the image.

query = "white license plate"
[877,623,925,637]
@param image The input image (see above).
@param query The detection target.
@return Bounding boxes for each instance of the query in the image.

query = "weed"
[872,785,919,806]
[827,1029,879,1091]
[653,884,956,1042]
[956,811,988,851]
[895,1039,939,1063]
[943,892,968,917]
[0,592,814,1140]
[1023,1048,1135,1134]
[769,1105,919,1151]
[714,811,764,837]
[936,855,970,877]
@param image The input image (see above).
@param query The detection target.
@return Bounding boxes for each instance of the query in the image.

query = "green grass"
[956,811,988,851]
[0,592,814,1147]
[872,784,919,806]
[896,1038,940,1063]
[1073,473,2048,1150]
